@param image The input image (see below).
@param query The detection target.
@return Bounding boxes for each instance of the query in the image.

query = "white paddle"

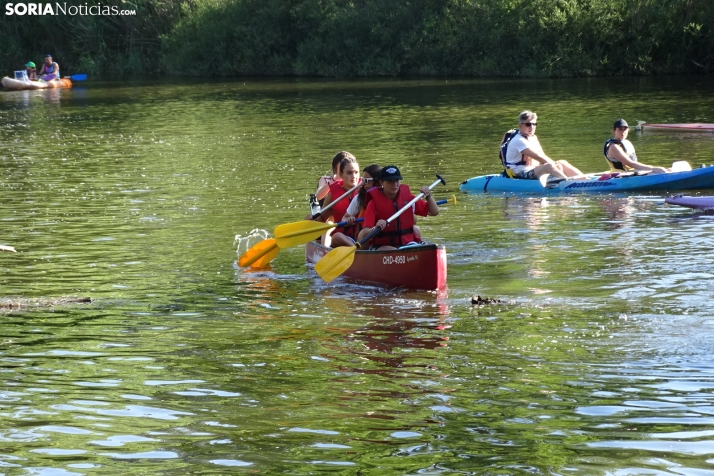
[671,161,692,172]
[538,173,550,187]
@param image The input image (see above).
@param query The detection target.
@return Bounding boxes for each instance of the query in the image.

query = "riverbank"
[2,0,713,77]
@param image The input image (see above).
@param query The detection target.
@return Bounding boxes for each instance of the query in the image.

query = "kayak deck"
[638,123,714,132]
[665,195,714,209]
[1,76,72,91]
[460,166,714,194]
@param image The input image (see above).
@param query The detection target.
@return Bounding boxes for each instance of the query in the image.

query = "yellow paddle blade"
[238,239,279,268]
[274,220,334,249]
[314,245,358,282]
[448,194,457,205]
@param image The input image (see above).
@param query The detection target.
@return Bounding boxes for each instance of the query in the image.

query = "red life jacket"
[367,185,416,247]
[328,181,359,238]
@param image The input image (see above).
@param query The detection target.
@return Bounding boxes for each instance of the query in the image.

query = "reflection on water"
[2,77,714,473]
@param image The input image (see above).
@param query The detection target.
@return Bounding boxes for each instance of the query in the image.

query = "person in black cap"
[604,119,669,174]
[357,165,440,250]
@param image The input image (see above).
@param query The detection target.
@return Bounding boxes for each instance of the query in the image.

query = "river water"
[1,76,714,474]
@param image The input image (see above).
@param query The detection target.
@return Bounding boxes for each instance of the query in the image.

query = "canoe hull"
[306,241,447,290]
[665,196,714,209]
[460,166,714,194]
[2,77,72,91]
[640,123,714,132]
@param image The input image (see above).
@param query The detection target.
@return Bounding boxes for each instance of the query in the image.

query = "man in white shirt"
[505,110,585,180]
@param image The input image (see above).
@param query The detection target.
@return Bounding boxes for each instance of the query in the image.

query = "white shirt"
[346,195,361,216]
[506,133,544,172]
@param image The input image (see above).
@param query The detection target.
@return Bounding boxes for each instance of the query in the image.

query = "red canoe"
[305,240,447,290]
[639,123,714,132]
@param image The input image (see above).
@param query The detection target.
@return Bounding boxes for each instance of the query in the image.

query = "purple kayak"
[665,196,714,209]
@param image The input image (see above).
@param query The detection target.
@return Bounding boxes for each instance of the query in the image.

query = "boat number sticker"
[383,255,417,265]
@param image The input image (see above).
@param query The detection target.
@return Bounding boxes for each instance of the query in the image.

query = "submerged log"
[0,296,91,313]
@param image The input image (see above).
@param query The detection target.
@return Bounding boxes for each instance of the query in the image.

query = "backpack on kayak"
[499,129,520,178]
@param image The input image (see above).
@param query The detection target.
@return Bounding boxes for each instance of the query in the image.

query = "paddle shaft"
[312,180,363,220]
[357,175,445,249]
[335,217,364,228]
[314,199,447,230]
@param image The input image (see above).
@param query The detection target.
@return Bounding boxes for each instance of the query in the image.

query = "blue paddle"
[41,74,87,81]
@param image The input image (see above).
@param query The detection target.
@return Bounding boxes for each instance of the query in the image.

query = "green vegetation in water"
[2,0,713,77]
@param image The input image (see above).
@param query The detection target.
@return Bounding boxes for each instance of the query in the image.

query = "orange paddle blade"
[314,245,357,282]
[238,239,279,268]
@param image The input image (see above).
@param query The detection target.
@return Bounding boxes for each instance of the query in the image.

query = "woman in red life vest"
[343,164,382,221]
[315,151,356,204]
[358,165,439,250]
[313,155,361,247]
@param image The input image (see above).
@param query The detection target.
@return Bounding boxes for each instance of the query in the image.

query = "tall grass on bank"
[0,0,186,76]
[2,0,713,77]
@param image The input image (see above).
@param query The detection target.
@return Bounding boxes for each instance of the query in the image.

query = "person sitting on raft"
[38,54,60,80]
[312,155,362,247]
[25,62,38,81]
[505,110,586,181]
[316,151,355,204]
[358,165,438,251]
[604,118,669,174]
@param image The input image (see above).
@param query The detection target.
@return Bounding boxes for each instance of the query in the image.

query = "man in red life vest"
[358,165,439,250]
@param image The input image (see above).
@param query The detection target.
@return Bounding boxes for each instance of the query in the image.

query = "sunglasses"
[521,122,537,127]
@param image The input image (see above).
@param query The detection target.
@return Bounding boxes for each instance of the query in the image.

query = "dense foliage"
[2,0,713,77]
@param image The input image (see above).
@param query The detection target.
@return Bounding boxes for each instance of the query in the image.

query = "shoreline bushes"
[2,0,713,78]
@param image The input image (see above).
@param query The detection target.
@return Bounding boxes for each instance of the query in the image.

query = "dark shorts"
[515,169,537,180]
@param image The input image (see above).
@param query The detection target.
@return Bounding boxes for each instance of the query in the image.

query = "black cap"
[380,165,402,181]
[613,118,629,129]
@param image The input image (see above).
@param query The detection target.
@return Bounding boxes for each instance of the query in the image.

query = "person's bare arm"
[608,144,666,173]
[521,147,555,166]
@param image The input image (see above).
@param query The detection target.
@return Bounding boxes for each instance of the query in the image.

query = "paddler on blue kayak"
[604,118,670,174]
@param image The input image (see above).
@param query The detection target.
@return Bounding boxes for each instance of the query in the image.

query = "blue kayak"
[460,166,714,194]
